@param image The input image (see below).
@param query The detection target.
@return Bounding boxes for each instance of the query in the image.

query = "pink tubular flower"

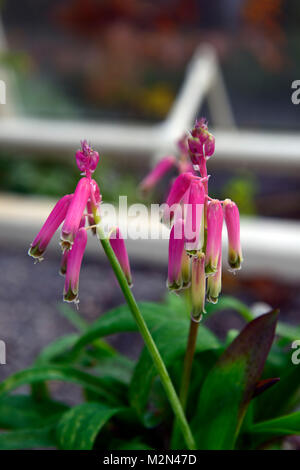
[184,180,205,253]
[167,218,185,290]
[205,200,223,274]
[191,252,206,320]
[61,177,91,250]
[109,228,132,286]
[76,140,99,175]
[63,227,87,303]
[161,172,193,226]
[87,179,102,233]
[60,250,68,276]
[29,194,73,260]
[139,156,176,193]
[181,250,191,288]
[223,198,243,270]
[207,253,222,304]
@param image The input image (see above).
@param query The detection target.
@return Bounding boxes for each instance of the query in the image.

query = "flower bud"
[61,177,90,250]
[223,199,243,270]
[29,194,73,260]
[76,140,99,175]
[205,200,223,274]
[191,252,206,319]
[109,228,132,286]
[63,227,87,303]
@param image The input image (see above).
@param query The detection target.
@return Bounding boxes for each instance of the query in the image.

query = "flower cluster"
[162,119,242,320]
[28,140,132,305]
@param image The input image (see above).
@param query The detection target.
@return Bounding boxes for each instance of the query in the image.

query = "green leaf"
[35,334,79,365]
[56,403,122,450]
[113,439,153,450]
[0,365,125,406]
[245,411,300,448]
[205,296,254,322]
[70,302,177,359]
[91,355,134,385]
[255,363,300,421]
[250,411,300,437]
[129,321,220,424]
[57,303,88,332]
[0,426,55,450]
[192,310,278,450]
[0,395,68,430]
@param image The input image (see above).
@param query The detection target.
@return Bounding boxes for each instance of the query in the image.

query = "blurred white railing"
[0,193,299,281]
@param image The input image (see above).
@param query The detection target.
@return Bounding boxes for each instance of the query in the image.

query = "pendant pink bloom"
[167,218,185,291]
[205,200,223,274]
[139,156,176,193]
[61,177,91,250]
[207,253,222,304]
[224,199,243,270]
[161,172,193,226]
[191,252,206,320]
[29,194,73,260]
[64,227,87,303]
[184,180,205,253]
[109,228,132,286]
[29,139,104,304]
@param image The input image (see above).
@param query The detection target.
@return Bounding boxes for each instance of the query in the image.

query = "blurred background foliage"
[0,0,300,216]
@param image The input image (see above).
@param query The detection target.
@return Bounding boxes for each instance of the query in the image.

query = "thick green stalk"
[96,223,196,450]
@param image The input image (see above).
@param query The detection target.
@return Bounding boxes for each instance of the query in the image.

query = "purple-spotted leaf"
[192,309,279,450]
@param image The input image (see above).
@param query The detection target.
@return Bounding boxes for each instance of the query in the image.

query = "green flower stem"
[96,223,196,450]
[171,317,199,448]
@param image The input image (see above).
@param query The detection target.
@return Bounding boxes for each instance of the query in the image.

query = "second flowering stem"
[96,222,196,451]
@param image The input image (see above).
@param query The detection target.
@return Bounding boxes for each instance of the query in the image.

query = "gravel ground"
[0,247,299,405]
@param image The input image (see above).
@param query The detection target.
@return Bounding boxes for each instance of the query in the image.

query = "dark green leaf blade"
[56,403,122,450]
[0,395,68,430]
[0,426,55,450]
[250,411,300,437]
[129,320,220,424]
[70,302,176,358]
[192,310,278,450]
[0,365,125,405]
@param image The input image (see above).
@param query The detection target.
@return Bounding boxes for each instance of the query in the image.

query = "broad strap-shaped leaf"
[70,302,177,359]
[192,310,278,450]
[129,320,220,424]
[0,426,55,450]
[0,365,125,406]
[0,395,68,430]
[246,411,300,448]
[56,403,122,450]
[250,411,300,437]
[35,334,80,365]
